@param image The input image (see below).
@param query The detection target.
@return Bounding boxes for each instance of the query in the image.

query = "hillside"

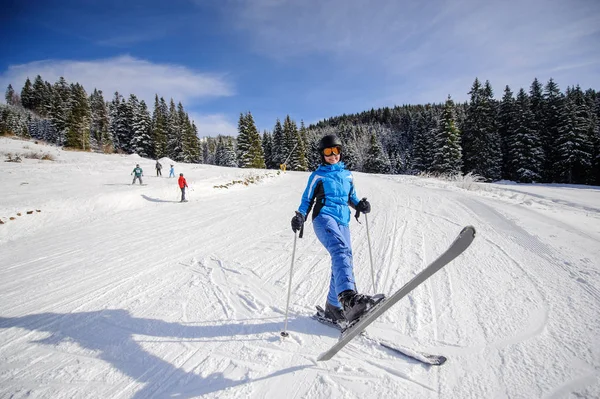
[1,136,599,398]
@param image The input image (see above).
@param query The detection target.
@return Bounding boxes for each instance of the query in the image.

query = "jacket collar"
[319,161,346,172]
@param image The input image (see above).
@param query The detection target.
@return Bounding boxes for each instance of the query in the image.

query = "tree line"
[2,75,599,185]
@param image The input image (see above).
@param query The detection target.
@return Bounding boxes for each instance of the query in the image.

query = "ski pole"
[281,232,298,338]
[365,213,376,293]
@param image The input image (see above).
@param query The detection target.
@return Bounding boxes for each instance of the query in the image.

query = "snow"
[1,136,599,398]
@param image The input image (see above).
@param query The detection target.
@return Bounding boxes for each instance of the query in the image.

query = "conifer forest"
[2,75,599,185]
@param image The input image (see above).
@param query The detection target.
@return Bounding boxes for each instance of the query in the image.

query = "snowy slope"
[1,136,599,399]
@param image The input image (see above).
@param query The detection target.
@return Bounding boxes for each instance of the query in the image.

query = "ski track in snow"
[0,138,599,398]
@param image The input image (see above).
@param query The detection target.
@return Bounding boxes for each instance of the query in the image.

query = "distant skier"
[131,164,143,185]
[178,173,188,202]
[291,134,380,324]
[169,164,175,178]
[155,160,162,177]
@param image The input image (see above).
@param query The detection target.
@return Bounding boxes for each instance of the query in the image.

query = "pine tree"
[32,75,49,117]
[152,95,168,158]
[282,115,297,167]
[181,109,200,163]
[166,99,182,160]
[215,135,237,167]
[591,91,600,185]
[411,107,437,173]
[555,86,594,183]
[363,132,390,173]
[130,99,153,157]
[49,77,71,145]
[542,79,563,182]
[64,83,91,150]
[223,136,238,167]
[508,88,543,182]
[498,86,517,179]
[462,79,502,180]
[262,131,274,168]
[431,96,462,175]
[89,89,112,152]
[237,112,265,168]
[294,121,309,171]
[109,92,129,152]
[5,84,19,106]
[215,135,225,166]
[271,118,285,167]
[20,78,34,110]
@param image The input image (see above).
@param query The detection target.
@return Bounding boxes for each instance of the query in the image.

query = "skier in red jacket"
[178,173,188,202]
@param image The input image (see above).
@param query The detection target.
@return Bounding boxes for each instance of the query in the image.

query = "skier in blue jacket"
[291,134,378,324]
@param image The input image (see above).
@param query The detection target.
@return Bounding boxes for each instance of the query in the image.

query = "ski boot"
[324,302,345,322]
[338,290,380,324]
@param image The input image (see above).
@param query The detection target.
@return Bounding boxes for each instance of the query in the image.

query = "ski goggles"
[322,146,341,156]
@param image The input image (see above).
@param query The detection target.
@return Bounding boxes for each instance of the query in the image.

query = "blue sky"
[1,0,599,137]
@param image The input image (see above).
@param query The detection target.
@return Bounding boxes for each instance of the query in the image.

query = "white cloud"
[225,0,600,101]
[0,55,234,106]
[188,112,238,137]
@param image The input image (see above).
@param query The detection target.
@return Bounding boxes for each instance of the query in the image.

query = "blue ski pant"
[313,213,356,309]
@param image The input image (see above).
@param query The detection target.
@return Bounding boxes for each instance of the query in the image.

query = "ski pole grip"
[355,197,367,222]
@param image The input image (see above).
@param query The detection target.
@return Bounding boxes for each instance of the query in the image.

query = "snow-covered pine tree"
[237,112,265,168]
[166,99,182,161]
[64,83,91,150]
[542,78,563,182]
[49,77,71,145]
[508,88,543,183]
[201,137,217,165]
[271,118,285,168]
[591,91,600,185]
[411,107,437,173]
[529,78,545,179]
[555,86,594,184]
[215,136,237,167]
[462,79,502,181]
[295,121,309,171]
[181,110,200,163]
[236,112,249,166]
[152,95,168,158]
[498,85,517,179]
[89,89,111,152]
[291,127,308,171]
[431,96,462,175]
[215,135,225,166]
[223,136,238,167]
[363,132,391,173]
[5,84,19,106]
[282,115,297,168]
[32,75,49,117]
[20,78,34,111]
[262,131,274,169]
[108,92,129,152]
[130,99,153,158]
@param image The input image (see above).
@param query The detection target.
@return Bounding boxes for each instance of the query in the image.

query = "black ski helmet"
[318,134,343,152]
[318,134,343,163]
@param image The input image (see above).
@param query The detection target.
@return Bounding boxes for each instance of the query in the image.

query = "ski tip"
[461,225,476,237]
[317,352,331,362]
[434,356,448,366]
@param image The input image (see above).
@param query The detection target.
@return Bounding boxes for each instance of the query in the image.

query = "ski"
[312,307,446,365]
[317,225,476,362]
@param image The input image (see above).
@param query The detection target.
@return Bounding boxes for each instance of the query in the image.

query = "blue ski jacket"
[297,161,360,226]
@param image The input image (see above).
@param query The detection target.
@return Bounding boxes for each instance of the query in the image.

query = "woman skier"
[290,134,380,324]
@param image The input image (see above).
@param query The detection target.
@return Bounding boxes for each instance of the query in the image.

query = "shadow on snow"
[0,310,315,398]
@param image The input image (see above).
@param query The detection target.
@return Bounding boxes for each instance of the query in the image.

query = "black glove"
[356,199,371,214]
[291,211,305,233]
